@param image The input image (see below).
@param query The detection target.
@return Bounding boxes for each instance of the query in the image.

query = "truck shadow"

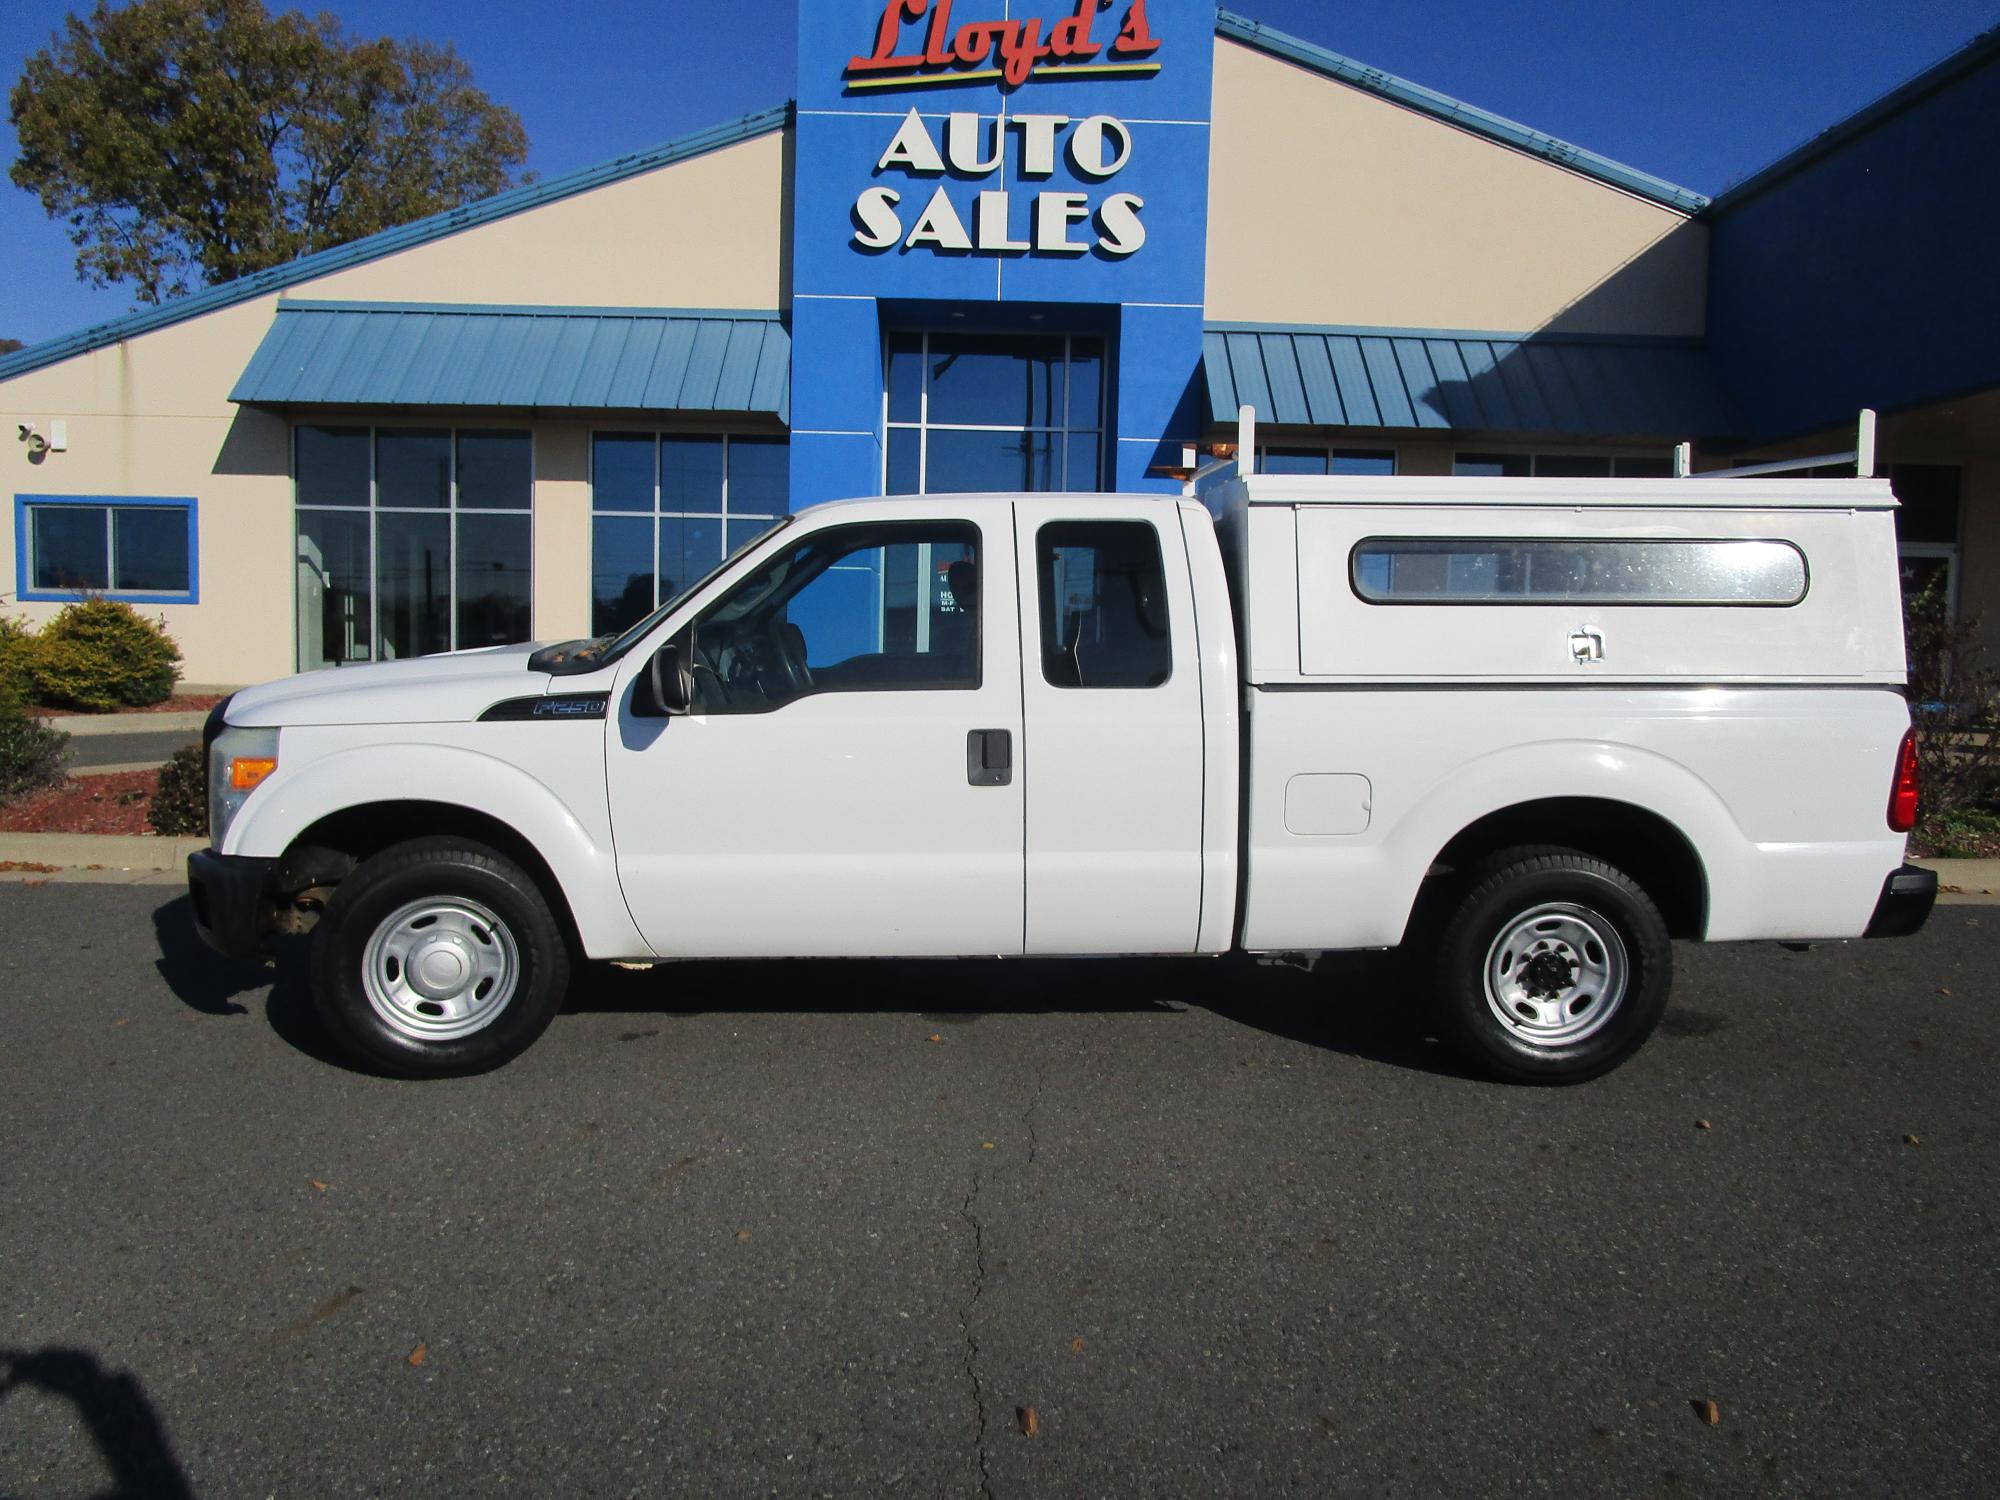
[566,950,1471,1079]
[147,894,1469,1079]
[0,1345,196,1499]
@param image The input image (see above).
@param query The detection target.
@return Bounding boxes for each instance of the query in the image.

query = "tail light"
[1888,728,1920,833]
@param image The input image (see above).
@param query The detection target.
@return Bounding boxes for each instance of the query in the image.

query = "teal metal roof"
[1214,13,1710,214]
[231,302,790,419]
[1204,324,1740,438]
[0,104,791,387]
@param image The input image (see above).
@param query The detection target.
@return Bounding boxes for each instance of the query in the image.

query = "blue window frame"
[15,494,198,604]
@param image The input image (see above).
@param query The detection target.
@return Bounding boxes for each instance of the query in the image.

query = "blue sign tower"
[789,0,1215,508]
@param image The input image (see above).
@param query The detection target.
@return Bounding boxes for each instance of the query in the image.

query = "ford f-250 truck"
[188,473,1936,1082]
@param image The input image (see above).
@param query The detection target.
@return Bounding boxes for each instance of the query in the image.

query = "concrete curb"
[42,711,209,737]
[0,831,206,873]
[1911,856,2000,899]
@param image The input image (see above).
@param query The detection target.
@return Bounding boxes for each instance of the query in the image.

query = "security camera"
[26,430,48,456]
[15,424,30,442]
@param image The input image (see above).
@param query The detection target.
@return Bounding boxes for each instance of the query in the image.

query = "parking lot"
[1,881,1994,1498]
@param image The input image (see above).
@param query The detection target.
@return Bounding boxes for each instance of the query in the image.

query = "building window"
[885,332,1103,495]
[294,426,532,670]
[1454,452,1674,478]
[16,495,197,603]
[1256,446,1396,477]
[1886,463,1962,613]
[590,433,790,636]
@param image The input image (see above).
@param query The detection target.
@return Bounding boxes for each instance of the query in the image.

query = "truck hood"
[224,645,558,728]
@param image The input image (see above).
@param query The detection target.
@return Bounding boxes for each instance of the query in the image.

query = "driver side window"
[678,521,980,714]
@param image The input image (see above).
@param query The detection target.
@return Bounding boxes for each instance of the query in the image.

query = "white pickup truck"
[189,474,1936,1082]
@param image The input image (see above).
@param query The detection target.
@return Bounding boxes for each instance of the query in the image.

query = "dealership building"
[3,2,1995,685]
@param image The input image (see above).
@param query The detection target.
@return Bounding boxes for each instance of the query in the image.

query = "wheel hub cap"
[361,896,520,1042]
[1483,902,1629,1048]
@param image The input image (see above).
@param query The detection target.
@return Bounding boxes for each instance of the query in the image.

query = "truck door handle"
[966,729,1012,787]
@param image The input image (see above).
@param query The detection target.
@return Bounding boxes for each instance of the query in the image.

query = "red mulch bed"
[0,772,162,835]
[27,693,225,718]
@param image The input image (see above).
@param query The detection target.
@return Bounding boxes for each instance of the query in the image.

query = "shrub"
[0,613,32,715]
[1905,579,2000,820]
[0,701,70,803]
[27,598,182,712]
[149,742,207,835]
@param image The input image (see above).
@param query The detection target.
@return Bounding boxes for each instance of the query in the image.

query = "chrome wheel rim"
[1483,902,1628,1048]
[361,896,519,1042]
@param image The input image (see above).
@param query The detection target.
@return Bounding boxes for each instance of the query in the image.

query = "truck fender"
[223,743,647,960]
[1378,738,1746,942]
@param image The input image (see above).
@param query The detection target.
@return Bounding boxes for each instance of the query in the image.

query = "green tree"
[10,0,531,304]
[0,338,23,354]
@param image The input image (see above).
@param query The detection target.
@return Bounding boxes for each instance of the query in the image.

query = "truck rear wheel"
[1432,848,1671,1084]
[310,837,570,1077]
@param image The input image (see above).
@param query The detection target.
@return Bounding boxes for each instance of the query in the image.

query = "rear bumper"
[186,849,276,959]
[1864,863,1938,939]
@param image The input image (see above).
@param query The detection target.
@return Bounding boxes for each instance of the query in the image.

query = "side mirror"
[647,642,694,715]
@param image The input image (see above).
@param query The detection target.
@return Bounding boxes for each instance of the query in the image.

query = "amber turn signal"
[230,756,277,792]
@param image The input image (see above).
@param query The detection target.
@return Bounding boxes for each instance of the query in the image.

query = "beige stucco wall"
[306,131,787,309]
[1204,37,1708,336]
[1,128,788,685]
[2,295,297,685]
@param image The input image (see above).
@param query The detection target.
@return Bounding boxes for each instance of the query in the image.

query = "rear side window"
[1036,521,1172,688]
[1351,538,1807,606]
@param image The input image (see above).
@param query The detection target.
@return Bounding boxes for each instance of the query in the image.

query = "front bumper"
[186,849,277,959]
[1863,863,1939,939]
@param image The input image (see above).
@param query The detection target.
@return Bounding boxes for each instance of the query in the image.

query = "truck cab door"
[1012,499,1207,953]
[605,507,1025,958]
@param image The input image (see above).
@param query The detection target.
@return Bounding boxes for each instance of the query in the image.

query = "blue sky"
[3,0,1993,345]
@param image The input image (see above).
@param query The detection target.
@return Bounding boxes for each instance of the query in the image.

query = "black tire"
[309,837,571,1077]
[1431,846,1671,1085]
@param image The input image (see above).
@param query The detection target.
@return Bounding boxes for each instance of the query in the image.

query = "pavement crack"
[1023,1062,1047,1171]
[958,1172,995,1500]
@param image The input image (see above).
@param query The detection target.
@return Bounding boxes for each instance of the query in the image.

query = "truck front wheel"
[1432,848,1671,1084]
[309,837,571,1077]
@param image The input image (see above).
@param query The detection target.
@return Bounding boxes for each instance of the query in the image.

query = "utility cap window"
[1351,538,1807,607]
[1037,521,1172,688]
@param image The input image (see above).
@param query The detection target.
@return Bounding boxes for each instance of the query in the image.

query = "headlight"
[208,726,281,847]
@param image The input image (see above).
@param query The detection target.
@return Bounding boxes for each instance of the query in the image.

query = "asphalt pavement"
[1,883,1994,1498]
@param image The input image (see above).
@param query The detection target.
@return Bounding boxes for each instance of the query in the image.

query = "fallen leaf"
[1695,1119,1712,1131]
[1695,1399,1720,1426]
[982,1142,996,1150]
[114,1019,129,1028]
[736,1230,752,1241]
[928,1033,942,1043]
[311,1180,328,1192]
[1017,1405,1039,1437]
[1905,1134,1922,1147]
[406,1342,427,1367]
[1938,987,1952,996]
[1069,1337,1085,1354]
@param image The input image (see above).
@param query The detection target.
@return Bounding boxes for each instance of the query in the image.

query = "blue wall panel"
[1707,44,2000,439]
[790,0,1215,506]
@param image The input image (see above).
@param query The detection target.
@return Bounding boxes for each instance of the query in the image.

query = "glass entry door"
[885,332,1104,495]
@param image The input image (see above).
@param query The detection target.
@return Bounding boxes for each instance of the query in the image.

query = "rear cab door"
[1012,498,1207,953]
